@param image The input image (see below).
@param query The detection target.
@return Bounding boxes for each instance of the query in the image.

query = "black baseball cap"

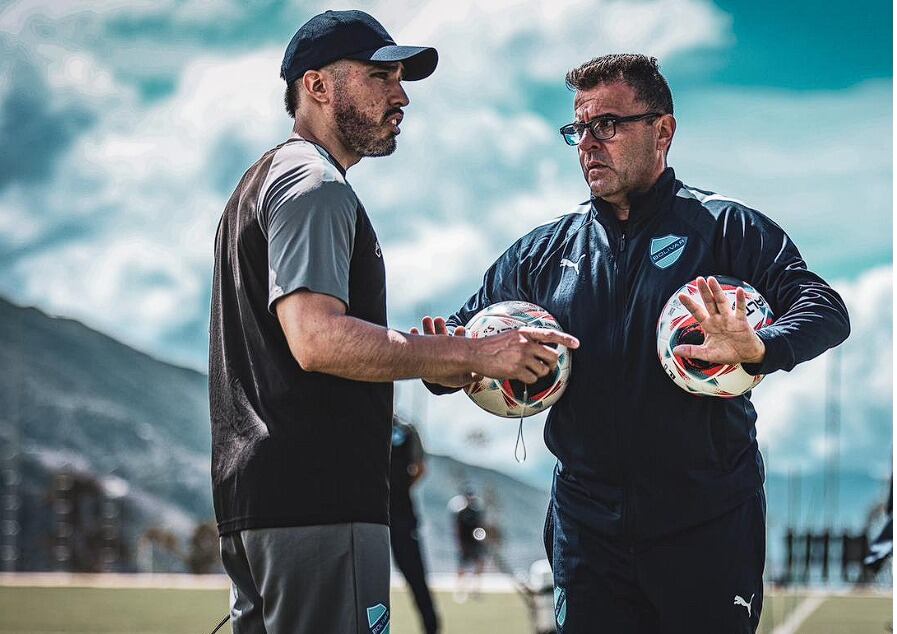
[281,10,438,84]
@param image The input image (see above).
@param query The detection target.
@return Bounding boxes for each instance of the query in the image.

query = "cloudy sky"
[1,0,891,486]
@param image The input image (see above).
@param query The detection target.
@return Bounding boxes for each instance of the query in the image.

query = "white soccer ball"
[463,301,572,418]
[656,276,775,397]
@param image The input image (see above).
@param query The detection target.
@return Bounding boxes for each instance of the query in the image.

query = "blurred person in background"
[390,416,440,634]
[448,485,488,602]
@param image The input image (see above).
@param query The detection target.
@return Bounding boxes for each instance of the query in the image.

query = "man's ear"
[657,114,676,155]
[302,70,329,104]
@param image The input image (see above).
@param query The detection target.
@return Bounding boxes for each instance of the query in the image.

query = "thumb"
[673,344,707,360]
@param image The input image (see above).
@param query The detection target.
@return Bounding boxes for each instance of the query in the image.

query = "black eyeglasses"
[559,112,664,146]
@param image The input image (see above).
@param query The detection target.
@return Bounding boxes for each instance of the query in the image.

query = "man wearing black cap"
[209,10,579,633]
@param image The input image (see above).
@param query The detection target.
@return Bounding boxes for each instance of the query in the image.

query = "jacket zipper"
[611,223,632,541]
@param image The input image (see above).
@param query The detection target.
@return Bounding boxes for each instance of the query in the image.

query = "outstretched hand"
[411,316,481,388]
[471,326,579,384]
[411,316,464,338]
[672,276,766,366]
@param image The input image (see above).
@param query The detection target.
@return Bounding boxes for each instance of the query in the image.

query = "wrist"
[418,331,475,380]
[744,335,766,364]
[453,334,477,374]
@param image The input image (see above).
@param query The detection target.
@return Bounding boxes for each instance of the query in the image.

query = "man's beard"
[334,99,396,158]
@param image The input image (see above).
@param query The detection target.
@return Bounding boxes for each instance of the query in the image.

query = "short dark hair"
[565,54,673,115]
[284,79,300,119]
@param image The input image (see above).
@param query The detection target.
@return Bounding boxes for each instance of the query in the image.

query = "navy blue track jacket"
[431,167,849,543]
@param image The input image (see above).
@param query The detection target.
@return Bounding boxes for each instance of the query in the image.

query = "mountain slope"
[0,297,549,572]
[2,297,885,575]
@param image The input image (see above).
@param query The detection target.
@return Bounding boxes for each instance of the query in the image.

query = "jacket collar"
[591,167,677,231]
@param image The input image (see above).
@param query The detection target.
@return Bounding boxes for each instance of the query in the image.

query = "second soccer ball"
[464,301,572,418]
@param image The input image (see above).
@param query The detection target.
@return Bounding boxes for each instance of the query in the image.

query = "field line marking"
[770,595,826,634]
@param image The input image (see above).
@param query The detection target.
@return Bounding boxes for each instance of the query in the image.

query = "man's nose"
[578,131,602,152]
[391,82,410,108]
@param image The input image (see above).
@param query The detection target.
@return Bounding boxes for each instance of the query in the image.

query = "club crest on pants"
[367,603,390,634]
[554,586,567,627]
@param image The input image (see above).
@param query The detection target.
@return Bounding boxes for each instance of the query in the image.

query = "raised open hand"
[672,276,766,366]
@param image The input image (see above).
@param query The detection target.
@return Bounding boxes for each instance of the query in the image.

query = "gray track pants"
[220,523,391,633]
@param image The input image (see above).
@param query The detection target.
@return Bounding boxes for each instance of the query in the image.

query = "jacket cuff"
[742,326,795,376]
[423,379,461,395]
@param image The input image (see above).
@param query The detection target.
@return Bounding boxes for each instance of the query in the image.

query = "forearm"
[297,313,474,382]
[743,278,850,374]
[721,207,851,374]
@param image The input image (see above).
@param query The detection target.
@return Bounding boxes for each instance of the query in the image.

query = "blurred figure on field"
[390,416,440,633]
[448,485,487,601]
[864,474,893,577]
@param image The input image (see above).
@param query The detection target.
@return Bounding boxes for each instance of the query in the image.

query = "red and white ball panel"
[464,301,572,418]
[656,276,775,398]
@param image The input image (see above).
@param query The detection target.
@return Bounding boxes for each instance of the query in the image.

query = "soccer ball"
[656,276,775,397]
[463,301,572,418]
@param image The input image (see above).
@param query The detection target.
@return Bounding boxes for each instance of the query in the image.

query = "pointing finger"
[454,326,466,337]
[518,327,580,349]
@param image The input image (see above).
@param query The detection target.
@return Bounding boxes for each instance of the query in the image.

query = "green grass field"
[0,585,890,633]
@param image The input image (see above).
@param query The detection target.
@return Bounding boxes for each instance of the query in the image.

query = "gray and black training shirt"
[209,134,392,535]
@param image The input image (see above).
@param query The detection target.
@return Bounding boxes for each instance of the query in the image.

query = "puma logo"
[560,254,585,275]
[733,594,754,617]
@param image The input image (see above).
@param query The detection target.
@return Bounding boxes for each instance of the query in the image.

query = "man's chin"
[363,137,397,158]
[588,179,616,198]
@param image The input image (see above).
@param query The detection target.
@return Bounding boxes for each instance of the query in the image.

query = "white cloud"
[385,222,492,312]
[1,0,890,450]
[62,49,285,237]
[0,0,889,491]
[1,0,734,364]
[4,49,289,359]
[0,188,42,244]
[36,43,121,100]
[753,266,892,477]
[0,0,247,33]
[345,0,730,233]
[14,236,203,347]
[672,80,892,274]
[370,0,729,89]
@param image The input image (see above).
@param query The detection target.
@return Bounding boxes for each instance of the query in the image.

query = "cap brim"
[346,45,438,81]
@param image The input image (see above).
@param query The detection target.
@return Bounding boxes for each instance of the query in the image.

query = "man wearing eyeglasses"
[422,54,849,632]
